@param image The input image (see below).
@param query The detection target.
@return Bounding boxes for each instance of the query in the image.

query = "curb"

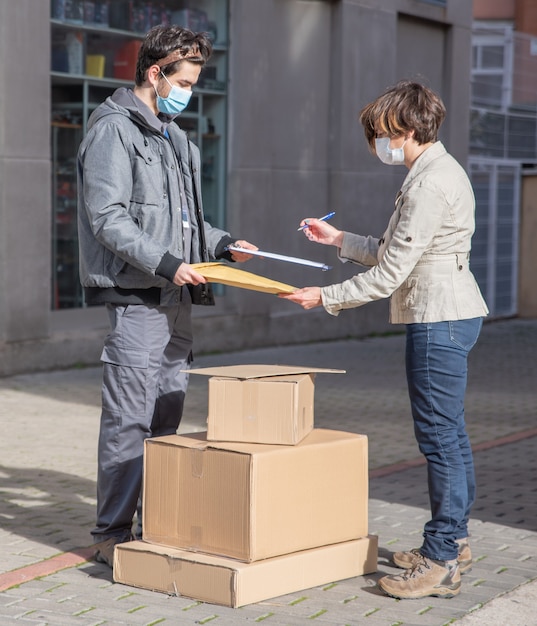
[0,546,95,593]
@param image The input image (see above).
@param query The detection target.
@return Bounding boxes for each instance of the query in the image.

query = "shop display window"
[51,0,228,308]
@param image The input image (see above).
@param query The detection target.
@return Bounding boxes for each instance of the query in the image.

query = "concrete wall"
[474,0,537,37]
[473,0,514,20]
[515,0,537,35]
[0,0,51,348]
[0,0,474,376]
[221,0,474,347]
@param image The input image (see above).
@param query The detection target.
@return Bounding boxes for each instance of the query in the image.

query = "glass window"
[471,74,504,108]
[481,45,504,69]
[50,0,229,309]
[471,24,513,111]
[469,160,520,318]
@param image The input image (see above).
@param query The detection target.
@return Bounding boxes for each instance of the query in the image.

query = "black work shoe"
[94,534,133,569]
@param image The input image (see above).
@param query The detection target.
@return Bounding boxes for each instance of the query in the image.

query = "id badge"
[181,205,190,229]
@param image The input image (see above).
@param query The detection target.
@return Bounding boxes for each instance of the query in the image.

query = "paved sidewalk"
[0,317,536,625]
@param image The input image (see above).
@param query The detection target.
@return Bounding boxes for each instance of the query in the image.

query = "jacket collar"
[401,141,446,190]
[88,87,174,136]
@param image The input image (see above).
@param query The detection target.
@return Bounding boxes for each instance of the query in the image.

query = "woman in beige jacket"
[281,81,488,601]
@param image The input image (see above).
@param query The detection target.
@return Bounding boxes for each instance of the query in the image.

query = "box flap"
[187,364,345,379]
[115,540,252,569]
[146,432,209,450]
[148,429,364,455]
[147,431,299,454]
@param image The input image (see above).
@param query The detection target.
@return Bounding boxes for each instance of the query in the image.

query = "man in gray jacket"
[77,25,256,567]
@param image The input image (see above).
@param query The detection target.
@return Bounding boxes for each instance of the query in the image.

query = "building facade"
[471,0,537,318]
[0,0,472,376]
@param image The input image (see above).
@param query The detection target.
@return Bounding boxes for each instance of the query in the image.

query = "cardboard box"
[188,365,345,445]
[114,536,378,608]
[143,429,368,562]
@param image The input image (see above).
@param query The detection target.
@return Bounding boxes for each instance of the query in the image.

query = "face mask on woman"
[374,137,407,165]
[155,72,192,115]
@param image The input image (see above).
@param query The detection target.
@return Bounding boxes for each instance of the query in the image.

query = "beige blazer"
[321,142,489,323]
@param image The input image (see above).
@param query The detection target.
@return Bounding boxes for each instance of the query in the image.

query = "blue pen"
[297,211,336,231]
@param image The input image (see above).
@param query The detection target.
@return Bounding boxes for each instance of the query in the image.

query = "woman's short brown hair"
[359,80,446,148]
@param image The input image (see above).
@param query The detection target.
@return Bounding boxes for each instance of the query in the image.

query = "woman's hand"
[299,219,343,247]
[229,240,258,262]
[278,287,322,310]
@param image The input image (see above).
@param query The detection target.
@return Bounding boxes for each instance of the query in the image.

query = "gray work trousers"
[92,296,192,542]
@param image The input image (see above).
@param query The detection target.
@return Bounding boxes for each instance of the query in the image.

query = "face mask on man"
[374,137,407,165]
[155,72,192,115]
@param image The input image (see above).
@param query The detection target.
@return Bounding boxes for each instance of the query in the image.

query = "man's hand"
[172,262,207,287]
[278,287,322,310]
[229,240,258,262]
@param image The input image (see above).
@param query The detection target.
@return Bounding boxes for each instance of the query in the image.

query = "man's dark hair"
[135,25,213,86]
[359,80,446,147]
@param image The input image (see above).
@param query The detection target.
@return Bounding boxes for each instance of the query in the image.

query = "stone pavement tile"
[475,558,537,579]
[370,438,537,538]
[281,582,471,626]
[0,522,531,626]
[0,616,46,626]
[3,542,535,623]
[454,578,537,626]
[0,319,536,624]
[0,554,467,626]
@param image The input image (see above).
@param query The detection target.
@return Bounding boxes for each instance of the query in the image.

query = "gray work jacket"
[77,88,233,306]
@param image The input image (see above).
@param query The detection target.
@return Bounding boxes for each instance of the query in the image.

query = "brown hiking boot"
[393,538,472,574]
[379,555,461,599]
[94,535,133,569]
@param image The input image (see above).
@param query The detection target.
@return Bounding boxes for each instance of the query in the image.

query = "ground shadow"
[370,434,537,533]
[0,464,98,561]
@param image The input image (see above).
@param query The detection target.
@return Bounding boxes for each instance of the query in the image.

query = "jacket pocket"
[132,140,164,205]
[106,249,126,279]
[399,276,419,308]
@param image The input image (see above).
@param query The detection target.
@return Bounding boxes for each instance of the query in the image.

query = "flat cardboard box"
[114,536,378,608]
[188,365,345,445]
[143,429,368,562]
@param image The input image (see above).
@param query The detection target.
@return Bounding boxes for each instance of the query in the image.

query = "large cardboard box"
[143,429,368,562]
[188,364,344,445]
[114,536,378,608]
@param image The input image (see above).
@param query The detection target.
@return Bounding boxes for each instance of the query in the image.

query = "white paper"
[227,246,332,271]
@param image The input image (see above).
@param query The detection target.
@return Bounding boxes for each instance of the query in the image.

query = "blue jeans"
[405,318,483,562]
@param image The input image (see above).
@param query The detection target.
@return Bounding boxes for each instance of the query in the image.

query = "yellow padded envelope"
[191,263,296,294]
